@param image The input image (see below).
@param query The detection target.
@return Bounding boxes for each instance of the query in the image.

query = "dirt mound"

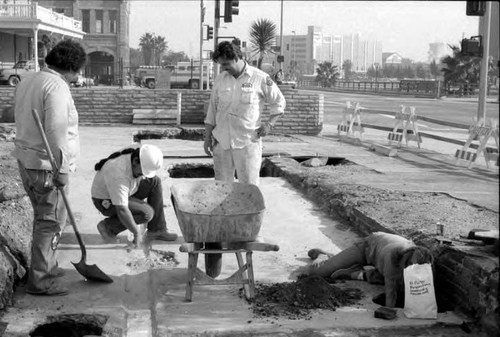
[242,275,363,320]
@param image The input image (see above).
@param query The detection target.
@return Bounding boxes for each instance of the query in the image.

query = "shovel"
[31,109,113,283]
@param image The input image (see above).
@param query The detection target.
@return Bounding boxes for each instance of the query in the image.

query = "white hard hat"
[139,144,163,178]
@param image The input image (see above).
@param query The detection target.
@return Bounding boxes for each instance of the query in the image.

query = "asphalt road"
[300,89,499,131]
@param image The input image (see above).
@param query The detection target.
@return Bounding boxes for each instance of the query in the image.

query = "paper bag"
[403,263,437,319]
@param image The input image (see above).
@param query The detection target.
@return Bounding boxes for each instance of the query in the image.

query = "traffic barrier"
[337,101,364,141]
[387,105,422,149]
[455,120,499,168]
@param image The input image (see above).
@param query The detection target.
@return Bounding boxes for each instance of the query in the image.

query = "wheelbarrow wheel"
[205,242,222,278]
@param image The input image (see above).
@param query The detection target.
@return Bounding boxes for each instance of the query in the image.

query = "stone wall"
[0,87,323,135]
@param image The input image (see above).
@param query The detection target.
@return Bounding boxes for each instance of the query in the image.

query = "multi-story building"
[280,26,382,78]
[0,0,84,70]
[38,0,130,85]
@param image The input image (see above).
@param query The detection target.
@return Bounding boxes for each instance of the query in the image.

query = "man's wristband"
[266,122,274,129]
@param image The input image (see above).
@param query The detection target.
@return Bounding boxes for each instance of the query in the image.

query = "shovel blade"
[72,261,113,283]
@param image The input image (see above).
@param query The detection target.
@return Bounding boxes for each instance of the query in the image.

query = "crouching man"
[304,232,434,308]
[91,144,177,247]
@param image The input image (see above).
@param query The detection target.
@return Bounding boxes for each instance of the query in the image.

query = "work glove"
[256,122,272,138]
[53,173,69,188]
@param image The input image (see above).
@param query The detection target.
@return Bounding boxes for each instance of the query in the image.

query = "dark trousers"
[18,161,67,292]
[92,176,167,235]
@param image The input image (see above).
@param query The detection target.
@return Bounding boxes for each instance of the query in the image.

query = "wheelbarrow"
[170,180,279,301]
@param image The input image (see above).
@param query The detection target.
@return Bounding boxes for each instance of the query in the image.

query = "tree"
[152,35,167,66]
[440,44,481,86]
[139,32,155,65]
[429,60,440,79]
[161,51,190,65]
[342,60,353,81]
[315,62,339,87]
[366,65,376,79]
[249,18,277,70]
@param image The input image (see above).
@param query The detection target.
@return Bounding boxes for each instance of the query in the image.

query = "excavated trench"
[29,313,107,337]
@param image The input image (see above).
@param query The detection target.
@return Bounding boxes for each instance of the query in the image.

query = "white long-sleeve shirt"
[12,68,79,173]
[204,63,286,150]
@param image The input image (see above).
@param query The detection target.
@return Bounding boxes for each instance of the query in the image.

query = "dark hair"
[45,39,87,73]
[95,148,140,171]
[212,41,242,62]
[398,246,434,269]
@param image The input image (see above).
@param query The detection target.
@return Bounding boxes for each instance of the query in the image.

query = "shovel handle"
[31,109,86,259]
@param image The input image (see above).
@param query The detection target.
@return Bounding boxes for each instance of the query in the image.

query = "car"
[70,74,94,87]
[0,60,36,86]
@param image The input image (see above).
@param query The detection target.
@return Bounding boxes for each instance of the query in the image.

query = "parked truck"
[134,61,213,89]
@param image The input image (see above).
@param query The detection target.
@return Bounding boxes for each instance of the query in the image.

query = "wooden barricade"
[337,101,364,140]
[387,105,422,149]
[455,120,499,168]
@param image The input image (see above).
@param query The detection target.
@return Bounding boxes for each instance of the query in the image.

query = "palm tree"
[139,32,155,65]
[342,60,353,81]
[440,44,480,86]
[316,62,339,87]
[152,35,167,66]
[249,18,277,70]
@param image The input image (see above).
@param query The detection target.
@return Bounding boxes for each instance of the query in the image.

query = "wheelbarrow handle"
[31,109,86,256]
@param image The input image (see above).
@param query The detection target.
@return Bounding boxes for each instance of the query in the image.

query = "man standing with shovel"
[12,40,87,296]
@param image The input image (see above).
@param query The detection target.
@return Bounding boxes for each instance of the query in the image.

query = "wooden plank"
[370,144,398,157]
[339,135,362,145]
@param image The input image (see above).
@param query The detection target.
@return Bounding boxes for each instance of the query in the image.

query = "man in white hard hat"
[91,144,177,246]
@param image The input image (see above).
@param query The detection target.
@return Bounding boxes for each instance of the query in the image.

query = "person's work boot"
[97,220,119,243]
[26,282,68,296]
[307,248,333,260]
[146,230,178,242]
[48,267,65,278]
[330,264,364,280]
[204,242,222,278]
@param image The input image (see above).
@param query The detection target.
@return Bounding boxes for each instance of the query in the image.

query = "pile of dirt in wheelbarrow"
[241,275,363,320]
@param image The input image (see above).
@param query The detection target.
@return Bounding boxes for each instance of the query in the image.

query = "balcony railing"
[0,3,82,32]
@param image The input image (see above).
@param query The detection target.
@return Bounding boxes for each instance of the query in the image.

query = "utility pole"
[279,0,283,70]
[199,0,204,90]
[214,0,220,76]
[477,1,491,124]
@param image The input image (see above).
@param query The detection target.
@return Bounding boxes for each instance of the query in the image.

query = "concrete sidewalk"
[2,126,496,336]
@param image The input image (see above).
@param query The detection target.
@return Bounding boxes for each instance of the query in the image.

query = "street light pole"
[214,0,221,76]
[199,0,204,90]
[292,30,296,80]
[279,0,283,70]
[477,1,491,124]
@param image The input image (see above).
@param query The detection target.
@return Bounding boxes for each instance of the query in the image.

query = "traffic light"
[224,0,239,23]
[461,36,482,57]
[466,1,486,16]
[207,26,213,40]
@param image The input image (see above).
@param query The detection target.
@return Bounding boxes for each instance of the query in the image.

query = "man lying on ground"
[303,232,434,308]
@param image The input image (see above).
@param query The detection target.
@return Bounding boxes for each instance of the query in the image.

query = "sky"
[129,0,480,63]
